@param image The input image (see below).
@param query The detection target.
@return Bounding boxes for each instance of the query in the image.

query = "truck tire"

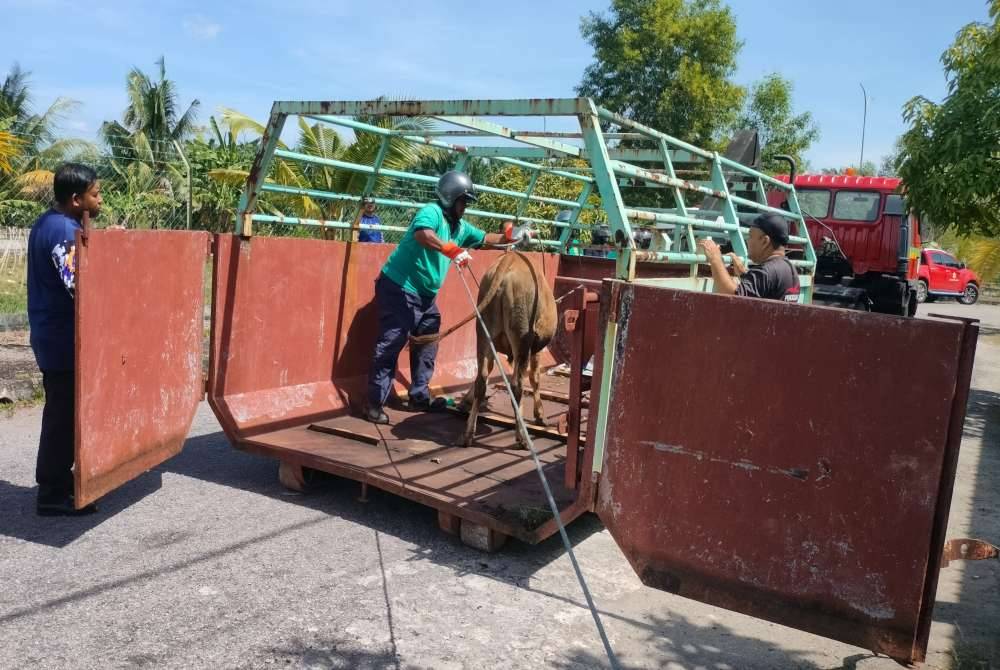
[958,283,979,305]
[916,280,929,303]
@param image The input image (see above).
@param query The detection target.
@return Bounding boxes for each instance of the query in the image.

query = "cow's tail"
[409,256,513,348]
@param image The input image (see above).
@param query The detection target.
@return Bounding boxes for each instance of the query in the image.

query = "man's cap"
[748,213,790,246]
[361,195,375,204]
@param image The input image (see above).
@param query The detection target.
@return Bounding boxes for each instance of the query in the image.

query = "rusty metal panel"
[75,230,210,507]
[594,282,975,663]
[209,235,560,439]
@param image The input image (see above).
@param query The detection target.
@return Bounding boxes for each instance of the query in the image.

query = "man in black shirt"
[697,213,801,303]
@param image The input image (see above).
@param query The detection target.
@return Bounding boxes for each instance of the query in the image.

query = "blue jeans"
[367,274,441,409]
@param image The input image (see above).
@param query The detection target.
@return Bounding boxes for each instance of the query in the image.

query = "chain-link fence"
[0,227,28,314]
[0,130,191,231]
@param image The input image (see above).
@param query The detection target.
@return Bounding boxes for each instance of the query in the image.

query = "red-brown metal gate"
[74,230,210,507]
[592,280,977,663]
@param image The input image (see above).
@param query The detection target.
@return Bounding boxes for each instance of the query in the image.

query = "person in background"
[356,196,383,243]
[697,213,801,303]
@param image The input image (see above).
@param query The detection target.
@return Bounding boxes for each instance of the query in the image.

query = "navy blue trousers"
[35,370,75,500]
[367,274,441,409]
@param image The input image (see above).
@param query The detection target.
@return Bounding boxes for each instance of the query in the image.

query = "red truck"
[917,248,980,304]
[769,174,921,316]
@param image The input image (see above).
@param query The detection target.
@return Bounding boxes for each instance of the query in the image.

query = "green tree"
[877,138,903,177]
[819,162,876,176]
[207,106,431,234]
[0,130,19,174]
[97,132,185,229]
[577,0,745,145]
[100,57,200,161]
[735,73,818,173]
[475,160,605,239]
[95,57,200,229]
[0,63,94,226]
[897,1,1000,236]
[182,116,259,232]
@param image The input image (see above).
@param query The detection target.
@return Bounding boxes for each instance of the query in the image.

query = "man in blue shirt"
[28,163,102,516]
[365,171,529,424]
[356,196,383,243]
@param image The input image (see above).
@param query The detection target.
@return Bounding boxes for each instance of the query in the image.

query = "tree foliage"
[735,73,818,173]
[819,161,877,176]
[577,0,744,145]
[475,161,605,238]
[100,56,200,162]
[898,0,1000,235]
[0,62,93,226]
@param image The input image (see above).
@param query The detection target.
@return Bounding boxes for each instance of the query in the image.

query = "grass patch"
[1,384,44,419]
[0,255,28,315]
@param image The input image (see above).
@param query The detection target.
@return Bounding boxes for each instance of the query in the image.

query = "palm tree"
[98,132,184,229]
[209,105,433,224]
[100,57,199,158]
[0,130,20,174]
[0,63,95,224]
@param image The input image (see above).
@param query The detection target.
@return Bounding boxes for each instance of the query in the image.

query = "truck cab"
[769,174,921,316]
[917,248,980,304]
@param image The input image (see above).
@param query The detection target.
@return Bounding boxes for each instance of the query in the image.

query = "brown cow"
[411,251,557,447]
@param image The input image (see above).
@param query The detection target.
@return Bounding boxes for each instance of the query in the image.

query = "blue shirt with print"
[27,209,80,371]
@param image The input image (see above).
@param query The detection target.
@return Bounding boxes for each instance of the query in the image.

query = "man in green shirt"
[366,171,528,424]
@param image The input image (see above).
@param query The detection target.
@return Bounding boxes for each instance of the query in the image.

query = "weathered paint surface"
[208,235,560,438]
[593,282,975,663]
[74,230,210,507]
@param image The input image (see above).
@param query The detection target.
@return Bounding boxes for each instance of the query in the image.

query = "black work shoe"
[366,407,390,425]
[37,494,98,517]
[409,396,449,413]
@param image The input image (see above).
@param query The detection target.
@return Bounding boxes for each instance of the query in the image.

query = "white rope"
[453,264,620,670]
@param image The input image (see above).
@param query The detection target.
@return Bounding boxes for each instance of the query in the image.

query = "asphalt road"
[0,302,997,669]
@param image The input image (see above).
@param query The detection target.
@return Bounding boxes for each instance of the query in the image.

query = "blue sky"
[1,0,990,170]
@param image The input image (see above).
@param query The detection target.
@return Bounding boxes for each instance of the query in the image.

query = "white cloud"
[183,15,221,40]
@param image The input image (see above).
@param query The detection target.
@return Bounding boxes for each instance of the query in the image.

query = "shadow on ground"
[0,473,162,548]
[932,388,1000,668]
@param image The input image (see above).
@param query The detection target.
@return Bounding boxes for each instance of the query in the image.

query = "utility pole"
[859,83,868,172]
[173,139,192,230]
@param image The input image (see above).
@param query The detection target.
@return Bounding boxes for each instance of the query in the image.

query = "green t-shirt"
[381,203,486,297]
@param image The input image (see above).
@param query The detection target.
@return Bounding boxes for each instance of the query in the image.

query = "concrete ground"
[0,303,997,669]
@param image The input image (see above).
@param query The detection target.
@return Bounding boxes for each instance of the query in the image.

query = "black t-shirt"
[735,255,801,303]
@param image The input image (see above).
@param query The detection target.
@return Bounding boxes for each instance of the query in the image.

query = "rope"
[453,264,620,670]
[554,283,586,305]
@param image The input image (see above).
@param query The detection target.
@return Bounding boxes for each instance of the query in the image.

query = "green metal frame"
[236,97,813,281]
[235,97,818,478]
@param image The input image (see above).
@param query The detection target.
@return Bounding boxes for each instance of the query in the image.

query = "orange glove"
[441,242,471,267]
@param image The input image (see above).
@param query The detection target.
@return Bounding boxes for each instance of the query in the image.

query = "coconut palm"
[98,132,185,229]
[100,56,199,163]
[209,105,433,222]
[965,239,1000,284]
[0,130,20,174]
[0,63,96,224]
